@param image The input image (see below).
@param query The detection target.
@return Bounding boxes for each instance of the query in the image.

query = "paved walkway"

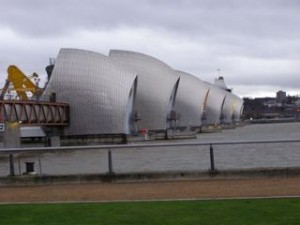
[1,177,300,203]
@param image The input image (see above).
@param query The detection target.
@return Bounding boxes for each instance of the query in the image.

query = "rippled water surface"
[1,122,300,176]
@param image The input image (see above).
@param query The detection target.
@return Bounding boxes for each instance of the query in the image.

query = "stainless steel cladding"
[109,50,180,131]
[214,76,244,124]
[221,92,244,124]
[203,83,226,125]
[42,48,138,136]
[232,94,244,123]
[222,91,235,124]
[207,87,244,125]
[175,71,209,129]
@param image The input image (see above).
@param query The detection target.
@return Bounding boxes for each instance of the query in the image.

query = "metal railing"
[1,139,300,177]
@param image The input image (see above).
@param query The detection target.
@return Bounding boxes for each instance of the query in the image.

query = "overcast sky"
[0,0,299,98]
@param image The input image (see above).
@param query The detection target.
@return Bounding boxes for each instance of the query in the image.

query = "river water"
[0,122,300,176]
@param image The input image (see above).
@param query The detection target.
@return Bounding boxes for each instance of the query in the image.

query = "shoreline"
[1,167,300,204]
[1,167,300,186]
[1,177,300,204]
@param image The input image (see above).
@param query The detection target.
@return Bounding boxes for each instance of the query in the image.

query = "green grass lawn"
[0,198,300,225]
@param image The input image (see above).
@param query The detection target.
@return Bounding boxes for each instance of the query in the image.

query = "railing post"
[9,153,15,176]
[209,144,215,172]
[108,149,113,174]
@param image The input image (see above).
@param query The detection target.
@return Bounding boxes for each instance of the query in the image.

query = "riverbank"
[245,118,300,124]
[1,176,300,203]
[1,168,300,203]
[1,167,300,186]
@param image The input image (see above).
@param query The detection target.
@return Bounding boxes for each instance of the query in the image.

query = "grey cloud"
[1,0,300,38]
[0,0,299,97]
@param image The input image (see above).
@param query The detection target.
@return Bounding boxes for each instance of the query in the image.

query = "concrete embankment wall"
[1,167,300,186]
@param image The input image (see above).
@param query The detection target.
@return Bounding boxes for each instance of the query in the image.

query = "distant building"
[276,90,286,104]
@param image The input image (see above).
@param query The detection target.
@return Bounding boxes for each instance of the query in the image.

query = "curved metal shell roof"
[43,48,138,136]
[208,87,244,125]
[175,71,209,129]
[222,91,235,124]
[214,76,244,124]
[232,94,244,123]
[109,50,180,131]
[204,83,226,125]
[221,91,244,124]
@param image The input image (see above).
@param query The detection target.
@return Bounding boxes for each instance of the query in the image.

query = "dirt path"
[1,177,300,203]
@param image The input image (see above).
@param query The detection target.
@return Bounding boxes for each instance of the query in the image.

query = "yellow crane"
[0,65,43,100]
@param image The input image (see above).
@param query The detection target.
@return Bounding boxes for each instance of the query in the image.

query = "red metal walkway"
[0,100,69,126]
